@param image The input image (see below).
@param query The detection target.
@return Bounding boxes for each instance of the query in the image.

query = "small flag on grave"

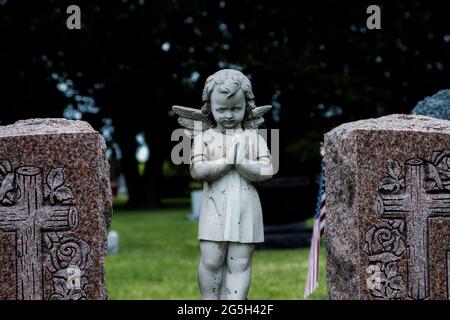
[304,161,326,298]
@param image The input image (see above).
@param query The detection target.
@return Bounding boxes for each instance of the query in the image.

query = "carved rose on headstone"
[364,221,407,296]
[44,233,93,300]
[363,220,406,262]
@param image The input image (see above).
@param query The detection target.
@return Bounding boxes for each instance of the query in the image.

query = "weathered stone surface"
[411,89,450,120]
[0,118,112,300]
[325,114,450,300]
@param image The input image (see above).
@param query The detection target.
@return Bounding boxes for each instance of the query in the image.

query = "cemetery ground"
[105,197,327,300]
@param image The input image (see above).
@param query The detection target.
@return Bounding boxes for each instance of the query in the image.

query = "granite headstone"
[325,114,450,300]
[0,119,112,300]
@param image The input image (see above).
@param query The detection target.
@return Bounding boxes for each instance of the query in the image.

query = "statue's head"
[201,69,256,130]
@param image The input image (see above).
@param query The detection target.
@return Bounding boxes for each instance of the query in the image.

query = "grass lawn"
[105,207,328,300]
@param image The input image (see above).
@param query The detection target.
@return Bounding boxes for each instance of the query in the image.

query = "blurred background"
[1,0,449,299]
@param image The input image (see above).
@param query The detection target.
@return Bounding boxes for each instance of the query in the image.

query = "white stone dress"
[190,128,272,243]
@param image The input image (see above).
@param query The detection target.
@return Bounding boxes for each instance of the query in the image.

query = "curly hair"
[200,69,257,128]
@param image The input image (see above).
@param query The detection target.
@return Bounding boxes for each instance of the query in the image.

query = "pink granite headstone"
[0,119,112,300]
[325,114,450,300]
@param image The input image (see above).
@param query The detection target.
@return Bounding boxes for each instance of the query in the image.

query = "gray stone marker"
[325,114,450,300]
[411,89,450,120]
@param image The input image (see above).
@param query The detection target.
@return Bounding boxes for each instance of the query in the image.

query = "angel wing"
[243,105,272,129]
[172,105,213,137]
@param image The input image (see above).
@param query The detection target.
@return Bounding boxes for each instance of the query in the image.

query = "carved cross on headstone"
[376,158,450,300]
[0,166,78,300]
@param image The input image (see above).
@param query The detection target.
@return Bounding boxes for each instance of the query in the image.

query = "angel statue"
[172,69,274,300]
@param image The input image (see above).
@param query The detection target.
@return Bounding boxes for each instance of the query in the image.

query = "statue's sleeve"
[257,133,271,162]
[235,132,273,182]
[191,134,207,164]
[190,133,232,182]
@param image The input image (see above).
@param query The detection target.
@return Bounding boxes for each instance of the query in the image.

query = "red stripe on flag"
[305,191,326,298]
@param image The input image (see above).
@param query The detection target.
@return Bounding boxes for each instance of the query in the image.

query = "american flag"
[304,161,326,299]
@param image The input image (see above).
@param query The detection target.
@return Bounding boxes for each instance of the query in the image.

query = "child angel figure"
[172,69,274,300]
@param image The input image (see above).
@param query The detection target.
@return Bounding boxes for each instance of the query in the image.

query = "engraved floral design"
[0,160,84,300]
[364,220,406,299]
[0,160,14,205]
[44,168,75,205]
[1,164,76,206]
[378,160,404,193]
[44,232,93,300]
[368,151,450,300]
[378,154,450,193]
[431,149,450,190]
[367,262,406,299]
[47,278,89,300]
[363,220,405,262]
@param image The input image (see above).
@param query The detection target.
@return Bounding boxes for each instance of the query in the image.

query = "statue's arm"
[235,156,273,182]
[190,157,233,182]
[234,134,273,182]
[190,136,233,182]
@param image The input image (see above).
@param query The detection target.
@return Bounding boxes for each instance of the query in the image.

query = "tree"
[1,0,450,208]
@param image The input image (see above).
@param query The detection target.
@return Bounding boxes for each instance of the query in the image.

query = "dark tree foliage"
[1,0,449,208]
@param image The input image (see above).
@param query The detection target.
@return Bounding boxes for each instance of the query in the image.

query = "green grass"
[105,208,328,300]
